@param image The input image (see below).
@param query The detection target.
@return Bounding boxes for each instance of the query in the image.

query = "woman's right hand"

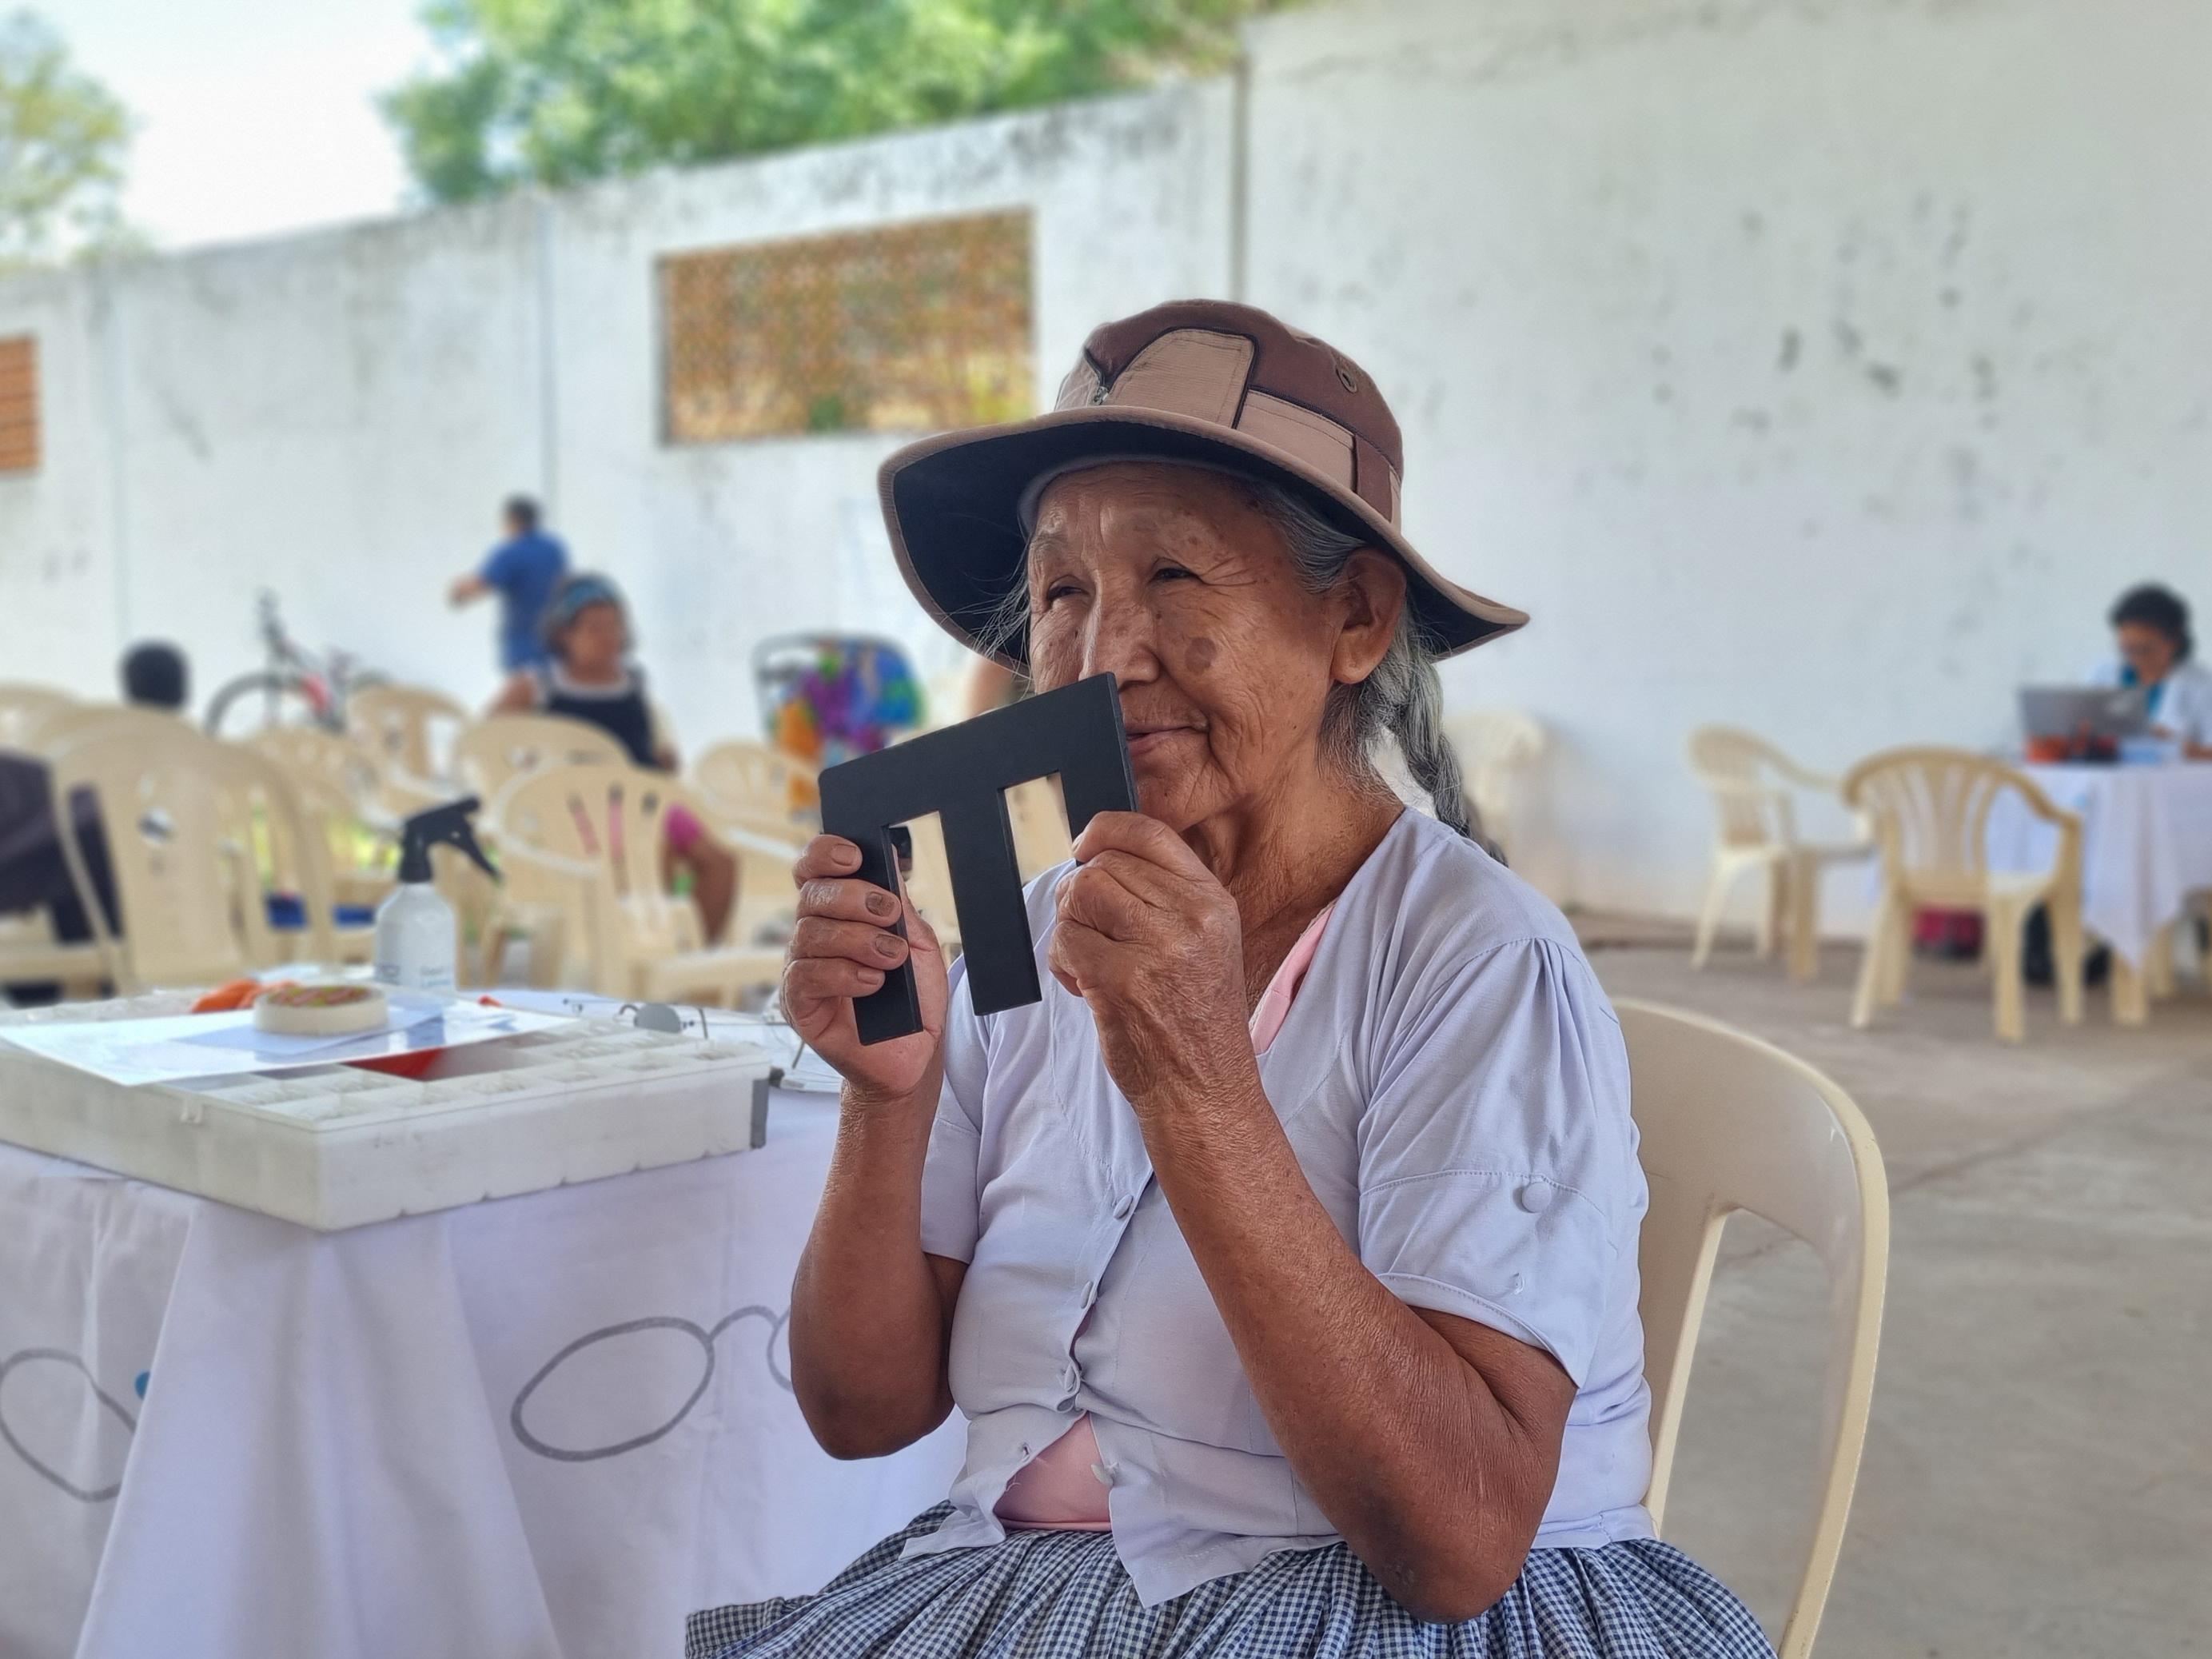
[782,835,949,1104]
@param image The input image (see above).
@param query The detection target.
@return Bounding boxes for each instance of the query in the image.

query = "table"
[1992,763,2212,1021]
[0,1087,964,1659]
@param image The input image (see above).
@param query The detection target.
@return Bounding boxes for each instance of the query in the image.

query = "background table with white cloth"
[1991,763,2212,1019]
[0,1087,964,1659]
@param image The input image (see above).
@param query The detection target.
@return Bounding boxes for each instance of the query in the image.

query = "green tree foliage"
[384,0,1301,205]
[0,10,133,270]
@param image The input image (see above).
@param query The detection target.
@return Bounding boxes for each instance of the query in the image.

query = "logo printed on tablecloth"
[0,1348,141,1503]
[509,1305,792,1463]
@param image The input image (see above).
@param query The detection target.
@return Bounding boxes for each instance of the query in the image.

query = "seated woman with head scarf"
[689,302,1774,1659]
[489,572,739,940]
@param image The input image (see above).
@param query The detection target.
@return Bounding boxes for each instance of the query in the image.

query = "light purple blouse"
[907,809,1655,1605]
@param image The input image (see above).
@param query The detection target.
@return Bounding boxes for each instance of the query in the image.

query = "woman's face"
[2116,621,2178,684]
[1022,461,1402,830]
[556,602,628,677]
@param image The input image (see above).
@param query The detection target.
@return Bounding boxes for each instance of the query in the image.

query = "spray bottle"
[374,796,499,991]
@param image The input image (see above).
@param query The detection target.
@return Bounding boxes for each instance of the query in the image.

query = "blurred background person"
[2096,582,2211,757]
[489,572,737,941]
[448,494,568,692]
[0,640,189,1000]
[118,640,189,712]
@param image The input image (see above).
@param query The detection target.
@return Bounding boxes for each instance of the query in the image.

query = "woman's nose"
[1079,598,1159,686]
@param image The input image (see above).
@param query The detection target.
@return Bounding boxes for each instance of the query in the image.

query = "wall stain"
[1776,327,1800,371]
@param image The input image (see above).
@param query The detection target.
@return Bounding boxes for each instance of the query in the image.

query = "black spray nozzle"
[397,796,499,885]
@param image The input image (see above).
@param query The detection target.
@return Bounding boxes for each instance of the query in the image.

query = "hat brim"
[879,406,1527,671]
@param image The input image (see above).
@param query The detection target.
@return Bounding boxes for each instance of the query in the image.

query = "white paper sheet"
[0,995,576,1087]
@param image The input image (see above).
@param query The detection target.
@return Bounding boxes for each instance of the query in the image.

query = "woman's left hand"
[1049,812,1255,1108]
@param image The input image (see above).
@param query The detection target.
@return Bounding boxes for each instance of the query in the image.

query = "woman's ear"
[1330,549,1407,687]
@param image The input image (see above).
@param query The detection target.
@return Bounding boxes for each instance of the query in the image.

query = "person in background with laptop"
[2096,583,2212,757]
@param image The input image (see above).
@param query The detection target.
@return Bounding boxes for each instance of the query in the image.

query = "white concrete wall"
[5,0,2208,930]
[0,82,1233,729]
[1244,0,2212,921]
[0,267,127,692]
[541,83,1235,736]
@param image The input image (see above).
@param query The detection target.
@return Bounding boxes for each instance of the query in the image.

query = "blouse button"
[1090,1462,1115,1487]
[1080,1279,1098,1308]
[1112,1193,1137,1219]
[1517,1179,1556,1214]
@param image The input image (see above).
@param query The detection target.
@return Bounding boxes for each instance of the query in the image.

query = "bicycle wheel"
[205,672,320,737]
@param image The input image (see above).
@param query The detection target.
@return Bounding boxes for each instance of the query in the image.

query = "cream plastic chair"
[1688,727,1870,983]
[3,708,173,997]
[348,683,468,818]
[894,815,966,956]
[693,737,819,827]
[209,743,371,968]
[453,716,633,981]
[0,684,76,751]
[456,713,630,807]
[1006,777,1074,879]
[1617,999,1888,1659]
[246,728,396,911]
[1442,708,1545,859]
[45,715,279,989]
[490,761,784,1005]
[1843,748,2085,1042]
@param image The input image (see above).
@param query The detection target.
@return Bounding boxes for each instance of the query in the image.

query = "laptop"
[2017,684,2150,741]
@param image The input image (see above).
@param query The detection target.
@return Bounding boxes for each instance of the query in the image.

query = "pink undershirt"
[993,900,1338,1532]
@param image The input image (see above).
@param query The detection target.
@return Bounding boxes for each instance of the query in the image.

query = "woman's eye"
[1042,582,1083,606]
[1151,564,1195,584]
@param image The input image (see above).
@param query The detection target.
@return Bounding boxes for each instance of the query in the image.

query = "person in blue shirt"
[448,495,568,684]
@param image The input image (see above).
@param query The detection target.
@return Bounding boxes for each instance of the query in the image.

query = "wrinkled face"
[1022,461,1401,829]
[556,602,628,677]
[2116,621,2178,684]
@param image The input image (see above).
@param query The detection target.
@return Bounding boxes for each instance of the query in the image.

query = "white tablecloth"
[1987,764,2212,967]
[0,1088,963,1659]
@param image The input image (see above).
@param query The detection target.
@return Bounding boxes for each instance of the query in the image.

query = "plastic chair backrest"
[694,738,819,820]
[456,714,628,810]
[0,684,76,751]
[1841,745,2060,910]
[248,727,381,811]
[47,715,265,987]
[1617,999,1887,1659]
[239,732,383,899]
[19,701,143,758]
[1687,724,1806,849]
[493,761,707,987]
[1442,708,1545,840]
[348,684,467,792]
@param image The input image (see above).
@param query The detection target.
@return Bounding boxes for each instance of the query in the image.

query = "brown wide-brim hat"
[879,298,1528,671]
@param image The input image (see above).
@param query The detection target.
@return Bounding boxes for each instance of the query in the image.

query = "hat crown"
[1057,300,1405,526]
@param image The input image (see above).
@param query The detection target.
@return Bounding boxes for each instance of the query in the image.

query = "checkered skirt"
[685,1506,1775,1658]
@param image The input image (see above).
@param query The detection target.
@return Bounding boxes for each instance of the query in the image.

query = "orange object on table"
[192,979,289,1014]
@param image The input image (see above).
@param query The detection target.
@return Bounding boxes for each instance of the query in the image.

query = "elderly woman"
[688,303,1771,1658]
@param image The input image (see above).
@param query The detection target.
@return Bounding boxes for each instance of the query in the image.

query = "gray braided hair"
[984,473,1481,842]
[1245,482,1480,843]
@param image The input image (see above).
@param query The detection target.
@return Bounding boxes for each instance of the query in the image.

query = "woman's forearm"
[788,1087,957,1458]
[1137,1072,1560,1621]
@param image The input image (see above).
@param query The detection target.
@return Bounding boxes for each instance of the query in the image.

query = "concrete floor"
[1580,929,2212,1657]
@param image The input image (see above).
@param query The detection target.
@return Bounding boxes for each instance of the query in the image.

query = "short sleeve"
[1357,937,1633,1387]
[480,542,519,588]
[917,955,986,1262]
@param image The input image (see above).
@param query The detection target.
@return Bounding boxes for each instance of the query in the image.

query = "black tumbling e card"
[817,673,1138,1044]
